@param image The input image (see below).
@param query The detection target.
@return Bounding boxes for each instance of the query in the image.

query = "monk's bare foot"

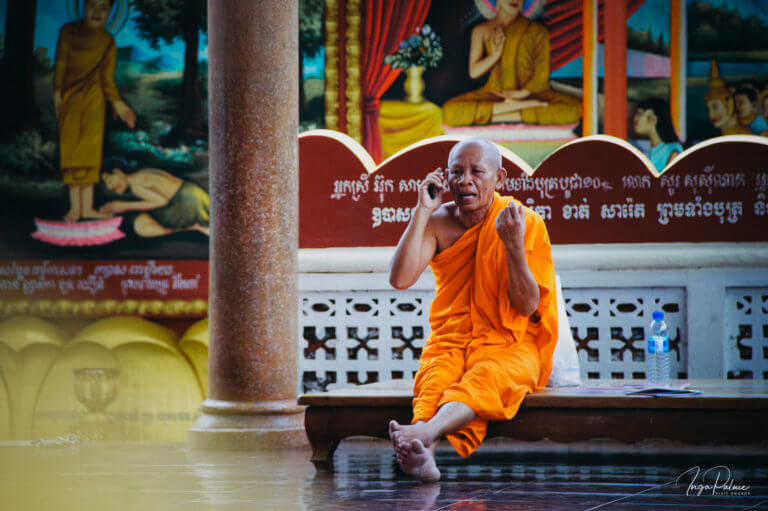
[389,420,411,462]
[400,439,440,483]
[81,208,110,220]
[64,208,80,223]
[389,420,434,460]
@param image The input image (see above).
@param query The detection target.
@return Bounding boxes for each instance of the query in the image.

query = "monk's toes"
[411,438,426,453]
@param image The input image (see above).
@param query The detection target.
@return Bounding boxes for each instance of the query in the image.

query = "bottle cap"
[652,311,664,320]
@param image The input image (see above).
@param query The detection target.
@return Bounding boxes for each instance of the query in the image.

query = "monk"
[442,0,580,126]
[54,0,136,222]
[388,138,557,482]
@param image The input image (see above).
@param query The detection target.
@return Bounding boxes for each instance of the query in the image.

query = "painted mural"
[686,0,768,143]
[299,0,768,170]
[0,0,209,259]
[625,0,682,172]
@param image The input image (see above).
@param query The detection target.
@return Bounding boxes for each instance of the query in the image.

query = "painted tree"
[299,0,324,113]
[130,0,206,138]
[0,0,38,139]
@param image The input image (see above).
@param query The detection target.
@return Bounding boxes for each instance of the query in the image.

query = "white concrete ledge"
[299,243,768,273]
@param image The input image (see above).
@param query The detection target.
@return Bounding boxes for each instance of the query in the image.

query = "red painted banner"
[0,260,208,301]
[299,131,768,247]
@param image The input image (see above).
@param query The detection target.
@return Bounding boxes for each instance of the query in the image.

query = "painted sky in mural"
[33,0,208,72]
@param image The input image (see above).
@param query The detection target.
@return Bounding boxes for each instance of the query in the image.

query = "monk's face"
[707,99,731,128]
[84,0,111,30]
[447,143,505,213]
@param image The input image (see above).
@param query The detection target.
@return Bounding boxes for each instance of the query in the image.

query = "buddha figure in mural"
[54,0,136,222]
[704,60,751,137]
[442,0,581,127]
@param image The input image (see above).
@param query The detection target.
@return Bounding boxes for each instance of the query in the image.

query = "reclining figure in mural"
[388,138,557,482]
[101,161,210,237]
[442,0,580,127]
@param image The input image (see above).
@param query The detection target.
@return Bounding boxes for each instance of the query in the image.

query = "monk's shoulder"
[431,203,467,248]
[430,202,459,229]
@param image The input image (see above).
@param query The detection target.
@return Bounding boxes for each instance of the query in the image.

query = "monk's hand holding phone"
[418,168,446,212]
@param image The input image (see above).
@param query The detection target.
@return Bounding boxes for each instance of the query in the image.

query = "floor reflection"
[1,439,766,510]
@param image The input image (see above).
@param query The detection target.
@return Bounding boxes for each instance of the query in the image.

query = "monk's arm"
[468,25,503,79]
[389,207,437,289]
[504,243,539,317]
[389,170,444,289]
[496,204,539,316]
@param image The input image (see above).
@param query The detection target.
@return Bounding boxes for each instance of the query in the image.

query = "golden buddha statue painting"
[442,0,581,127]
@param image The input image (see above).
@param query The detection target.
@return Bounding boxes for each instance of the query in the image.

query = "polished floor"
[2,438,767,510]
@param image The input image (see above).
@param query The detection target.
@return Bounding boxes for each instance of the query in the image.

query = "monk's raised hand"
[418,168,446,212]
[496,202,525,251]
[489,26,505,57]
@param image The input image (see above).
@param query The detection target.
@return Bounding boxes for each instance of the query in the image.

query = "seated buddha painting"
[440,0,581,128]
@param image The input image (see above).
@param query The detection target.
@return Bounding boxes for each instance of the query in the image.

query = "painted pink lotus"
[32,217,125,246]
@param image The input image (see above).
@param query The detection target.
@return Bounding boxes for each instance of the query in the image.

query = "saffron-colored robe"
[443,17,580,127]
[55,21,122,185]
[412,193,558,457]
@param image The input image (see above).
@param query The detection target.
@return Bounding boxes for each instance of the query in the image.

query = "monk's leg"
[438,341,541,457]
[390,344,464,450]
[389,343,464,480]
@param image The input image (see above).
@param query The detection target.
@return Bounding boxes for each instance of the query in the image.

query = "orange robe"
[54,21,122,185]
[412,192,557,457]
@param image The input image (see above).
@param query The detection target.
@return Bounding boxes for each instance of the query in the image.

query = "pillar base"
[187,399,308,450]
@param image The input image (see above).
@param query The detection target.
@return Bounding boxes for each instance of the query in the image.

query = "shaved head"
[448,138,502,170]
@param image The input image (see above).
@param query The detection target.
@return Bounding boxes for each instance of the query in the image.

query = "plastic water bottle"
[647,311,670,386]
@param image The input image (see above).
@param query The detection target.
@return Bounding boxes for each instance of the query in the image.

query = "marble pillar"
[188,0,307,449]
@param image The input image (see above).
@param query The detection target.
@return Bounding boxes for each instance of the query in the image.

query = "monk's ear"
[495,167,507,190]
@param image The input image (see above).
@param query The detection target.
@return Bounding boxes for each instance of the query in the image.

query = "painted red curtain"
[361,0,431,163]
[547,0,646,70]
